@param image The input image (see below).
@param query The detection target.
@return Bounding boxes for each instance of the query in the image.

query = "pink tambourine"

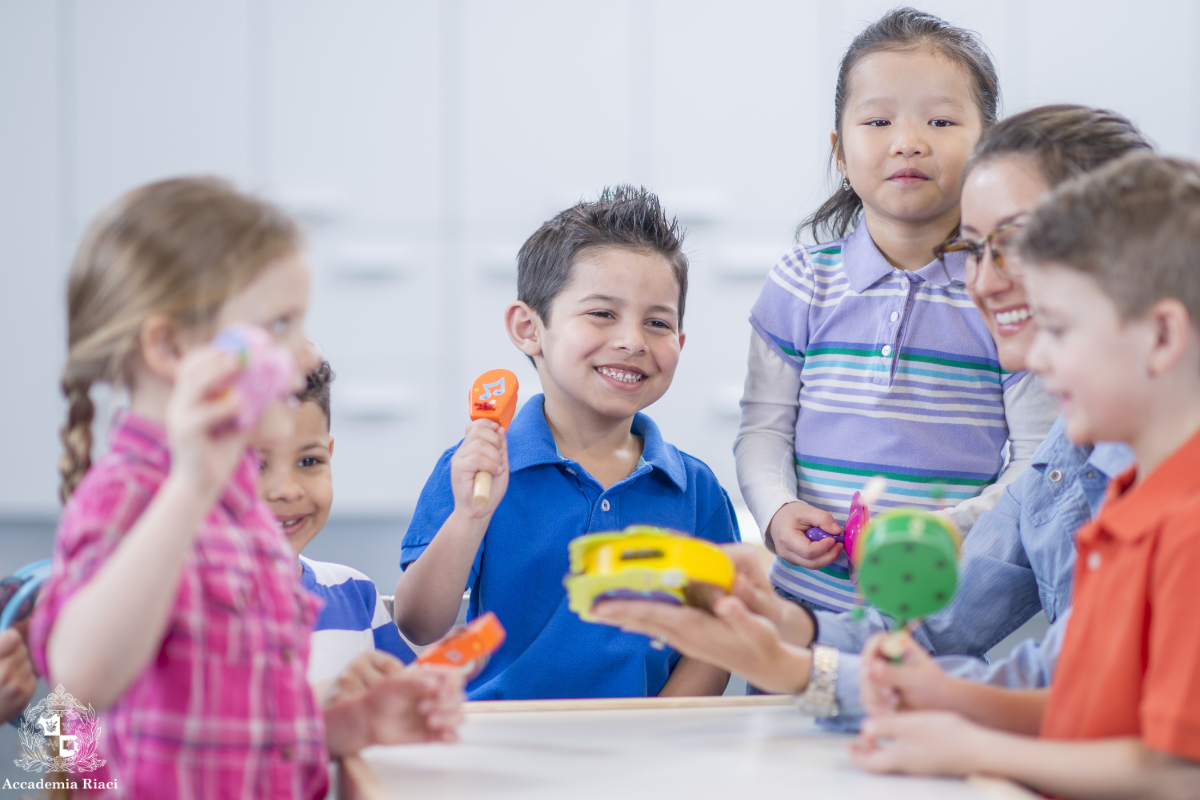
[211,324,298,430]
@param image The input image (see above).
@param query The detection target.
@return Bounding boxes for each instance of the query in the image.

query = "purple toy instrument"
[211,323,298,431]
[804,476,886,562]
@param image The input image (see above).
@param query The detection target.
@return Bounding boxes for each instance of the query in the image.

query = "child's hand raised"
[323,651,465,756]
[450,419,510,519]
[859,631,954,718]
[767,501,844,569]
[165,347,254,500]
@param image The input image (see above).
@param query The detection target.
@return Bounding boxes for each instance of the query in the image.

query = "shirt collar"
[840,222,966,294]
[1087,441,1136,480]
[1027,415,1135,483]
[1086,428,1200,544]
[1030,414,1088,470]
[108,411,261,520]
[506,394,687,492]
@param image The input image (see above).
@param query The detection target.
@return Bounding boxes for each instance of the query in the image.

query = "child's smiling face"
[1025,265,1154,446]
[257,400,334,558]
[837,47,983,228]
[527,246,685,425]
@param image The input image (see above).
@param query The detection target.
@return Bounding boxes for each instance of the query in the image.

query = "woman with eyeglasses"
[595,105,1153,728]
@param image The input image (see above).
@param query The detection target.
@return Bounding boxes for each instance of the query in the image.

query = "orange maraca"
[468,369,519,505]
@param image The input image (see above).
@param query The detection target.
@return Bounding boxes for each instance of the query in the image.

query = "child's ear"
[1147,298,1195,377]
[505,301,544,359]
[831,130,844,172]
[328,435,335,458]
[137,313,186,381]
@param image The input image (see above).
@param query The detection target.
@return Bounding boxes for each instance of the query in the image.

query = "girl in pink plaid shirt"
[29,178,462,799]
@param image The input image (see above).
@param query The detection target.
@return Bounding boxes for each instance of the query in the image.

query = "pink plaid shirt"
[30,413,328,799]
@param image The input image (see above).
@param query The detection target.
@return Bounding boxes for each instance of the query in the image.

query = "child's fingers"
[0,628,22,658]
[455,450,507,479]
[782,503,841,536]
[189,391,244,434]
[463,419,505,447]
[774,534,843,569]
[176,348,242,400]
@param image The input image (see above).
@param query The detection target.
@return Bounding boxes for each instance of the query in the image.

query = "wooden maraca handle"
[880,627,912,663]
[472,471,493,505]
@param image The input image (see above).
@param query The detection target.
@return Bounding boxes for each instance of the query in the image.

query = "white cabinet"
[4,0,1200,518]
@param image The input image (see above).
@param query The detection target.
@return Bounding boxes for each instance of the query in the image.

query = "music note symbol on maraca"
[468,369,520,505]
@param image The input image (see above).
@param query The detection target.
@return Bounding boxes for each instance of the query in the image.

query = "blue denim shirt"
[815,415,1134,729]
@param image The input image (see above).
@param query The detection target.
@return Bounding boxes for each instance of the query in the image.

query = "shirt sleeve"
[734,330,801,534]
[823,610,1069,733]
[1142,518,1200,761]
[816,465,1044,658]
[696,484,742,546]
[369,587,416,665]
[28,474,154,680]
[945,373,1058,534]
[400,444,483,589]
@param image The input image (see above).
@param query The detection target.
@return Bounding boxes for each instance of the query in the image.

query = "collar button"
[1087,551,1102,570]
[600,499,611,512]
[1048,469,1063,483]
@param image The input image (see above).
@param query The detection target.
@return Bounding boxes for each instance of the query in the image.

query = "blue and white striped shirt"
[300,556,415,683]
[749,223,1021,611]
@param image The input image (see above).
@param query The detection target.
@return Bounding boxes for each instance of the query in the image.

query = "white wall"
[2,0,1197,519]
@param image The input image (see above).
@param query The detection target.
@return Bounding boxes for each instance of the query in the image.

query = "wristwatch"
[794,644,839,718]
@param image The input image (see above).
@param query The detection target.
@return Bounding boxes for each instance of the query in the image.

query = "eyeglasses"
[934,221,1025,287]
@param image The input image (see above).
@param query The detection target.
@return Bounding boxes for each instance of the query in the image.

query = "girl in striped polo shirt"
[736,9,1056,613]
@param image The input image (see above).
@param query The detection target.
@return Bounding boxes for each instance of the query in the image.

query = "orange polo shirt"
[1041,428,1200,761]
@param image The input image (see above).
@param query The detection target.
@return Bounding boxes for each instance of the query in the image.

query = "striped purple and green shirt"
[749,223,1019,612]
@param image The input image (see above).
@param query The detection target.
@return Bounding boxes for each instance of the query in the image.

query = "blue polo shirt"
[400,394,740,700]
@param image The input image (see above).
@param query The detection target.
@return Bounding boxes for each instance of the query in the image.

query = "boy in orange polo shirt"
[849,152,1200,798]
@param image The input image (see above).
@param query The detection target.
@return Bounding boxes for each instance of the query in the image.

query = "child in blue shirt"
[395,186,740,700]
[257,361,415,683]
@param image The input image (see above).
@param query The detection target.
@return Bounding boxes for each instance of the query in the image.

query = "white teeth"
[597,366,644,384]
[995,307,1031,325]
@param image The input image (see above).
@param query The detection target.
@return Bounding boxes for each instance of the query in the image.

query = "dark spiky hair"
[298,360,335,430]
[517,185,688,329]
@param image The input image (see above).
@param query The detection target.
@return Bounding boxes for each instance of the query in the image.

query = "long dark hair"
[800,7,1000,243]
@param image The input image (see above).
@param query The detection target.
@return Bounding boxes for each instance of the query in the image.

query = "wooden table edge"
[462,694,795,713]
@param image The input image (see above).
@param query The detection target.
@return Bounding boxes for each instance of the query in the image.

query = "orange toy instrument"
[468,369,519,505]
[415,611,507,677]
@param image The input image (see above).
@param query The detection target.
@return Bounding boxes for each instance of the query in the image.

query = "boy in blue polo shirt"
[394,186,740,699]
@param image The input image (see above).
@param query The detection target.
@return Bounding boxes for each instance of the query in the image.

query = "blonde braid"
[58,376,95,503]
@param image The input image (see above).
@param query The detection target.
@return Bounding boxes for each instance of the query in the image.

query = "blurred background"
[0,0,1197,747]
